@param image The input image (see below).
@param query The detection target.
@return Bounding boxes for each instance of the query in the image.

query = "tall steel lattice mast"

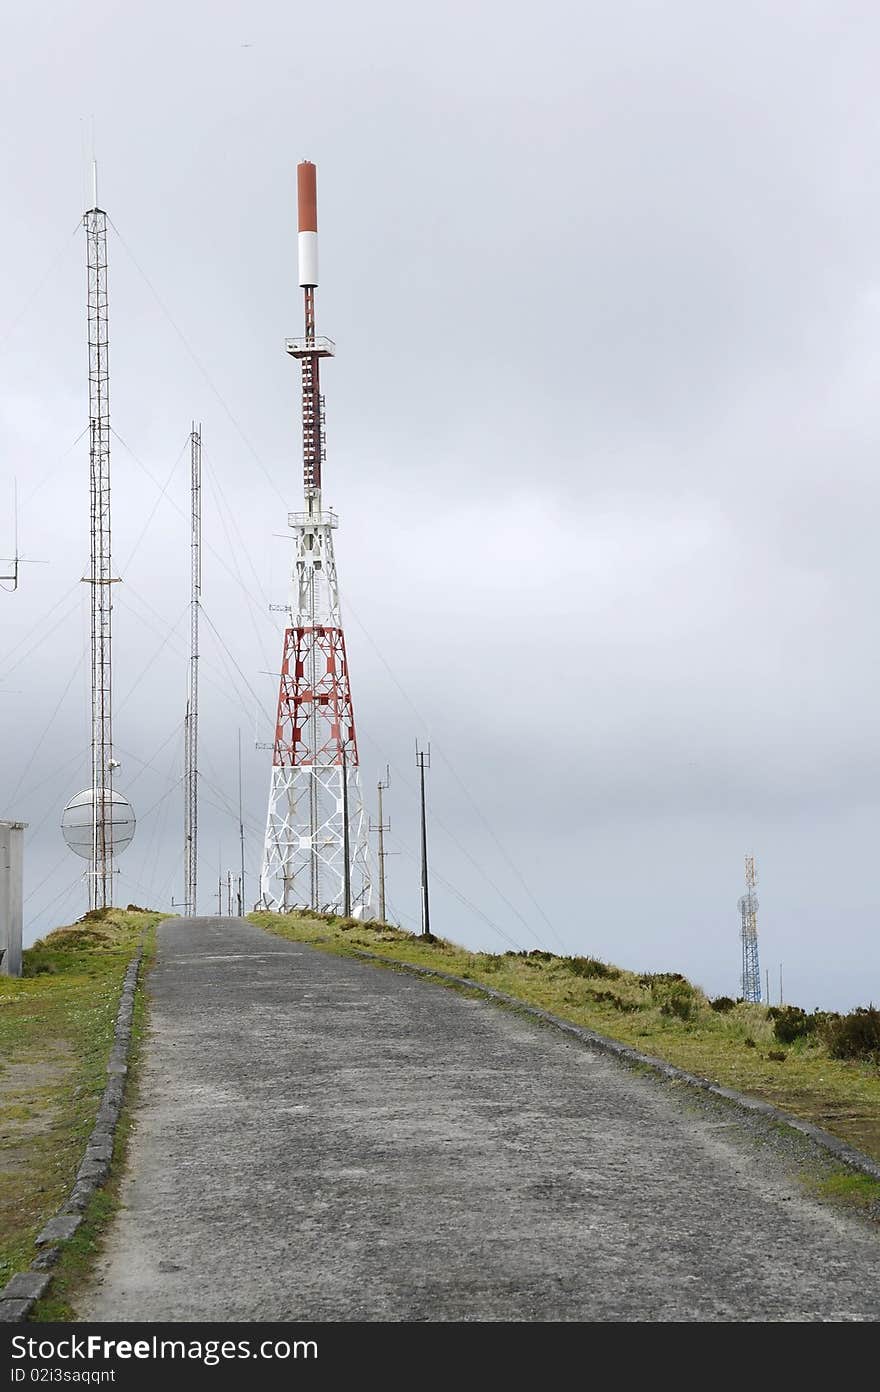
[184,424,201,915]
[84,167,115,910]
[738,855,761,1003]
[62,167,136,894]
[259,161,372,916]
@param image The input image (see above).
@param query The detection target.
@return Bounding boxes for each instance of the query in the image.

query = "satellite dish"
[61,789,136,859]
[737,892,759,915]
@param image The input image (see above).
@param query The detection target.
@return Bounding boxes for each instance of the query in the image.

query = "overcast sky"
[1,1,879,1009]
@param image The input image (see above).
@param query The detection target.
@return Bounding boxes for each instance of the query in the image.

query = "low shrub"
[825,1006,880,1062]
[21,958,56,977]
[78,907,111,923]
[657,980,700,1022]
[580,987,641,1012]
[609,994,643,1014]
[22,926,113,977]
[476,955,502,973]
[563,956,620,980]
[504,950,555,965]
[768,1050,787,1062]
[710,996,736,1013]
[55,927,110,949]
[771,1006,818,1044]
[640,971,686,987]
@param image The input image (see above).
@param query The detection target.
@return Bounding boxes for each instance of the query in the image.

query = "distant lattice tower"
[737,855,761,1003]
[258,162,372,915]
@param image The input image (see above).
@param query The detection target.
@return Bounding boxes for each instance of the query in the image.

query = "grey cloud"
[0,1,877,1008]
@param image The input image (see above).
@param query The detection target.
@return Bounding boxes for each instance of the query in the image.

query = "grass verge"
[27,928,156,1322]
[0,908,165,1296]
[249,911,880,1165]
[810,1171,880,1209]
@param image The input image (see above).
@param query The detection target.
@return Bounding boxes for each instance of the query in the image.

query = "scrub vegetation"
[0,908,165,1291]
[251,910,880,1164]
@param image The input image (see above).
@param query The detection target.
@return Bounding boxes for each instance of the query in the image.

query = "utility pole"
[237,729,246,915]
[416,743,431,937]
[226,870,233,917]
[370,767,391,923]
[1,482,20,591]
[342,746,351,917]
[184,424,201,916]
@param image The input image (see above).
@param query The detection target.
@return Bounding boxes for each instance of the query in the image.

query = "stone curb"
[347,947,880,1185]
[0,947,143,1323]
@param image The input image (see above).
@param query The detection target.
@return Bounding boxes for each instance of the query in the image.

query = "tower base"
[259,762,371,916]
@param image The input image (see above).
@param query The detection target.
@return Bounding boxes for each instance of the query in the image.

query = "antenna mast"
[61,172,136,891]
[184,424,201,915]
[259,161,372,916]
[737,855,761,1003]
[370,767,391,923]
[238,728,245,913]
[84,178,114,909]
[416,743,431,937]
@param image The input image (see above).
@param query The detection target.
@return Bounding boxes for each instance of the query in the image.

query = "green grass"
[28,928,156,1322]
[249,911,880,1164]
[812,1171,880,1208]
[0,907,165,1292]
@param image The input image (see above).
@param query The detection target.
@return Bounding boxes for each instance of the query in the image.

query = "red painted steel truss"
[273,625,359,768]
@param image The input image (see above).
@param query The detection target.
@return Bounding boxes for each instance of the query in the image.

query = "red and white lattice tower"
[258,162,372,916]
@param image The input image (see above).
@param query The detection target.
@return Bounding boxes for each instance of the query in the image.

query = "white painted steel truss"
[260,761,371,915]
[259,509,373,916]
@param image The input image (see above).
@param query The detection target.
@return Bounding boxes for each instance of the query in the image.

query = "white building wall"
[0,820,26,977]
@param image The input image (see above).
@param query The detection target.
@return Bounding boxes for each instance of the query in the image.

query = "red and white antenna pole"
[296,161,324,503]
[258,162,372,916]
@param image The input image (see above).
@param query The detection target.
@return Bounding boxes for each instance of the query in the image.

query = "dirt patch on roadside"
[751,1084,880,1162]
[0,1046,75,1158]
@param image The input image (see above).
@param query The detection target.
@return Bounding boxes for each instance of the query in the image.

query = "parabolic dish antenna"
[61,789,136,859]
[737,892,759,915]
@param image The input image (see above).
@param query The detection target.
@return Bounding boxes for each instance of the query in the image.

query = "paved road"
[79,917,880,1321]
